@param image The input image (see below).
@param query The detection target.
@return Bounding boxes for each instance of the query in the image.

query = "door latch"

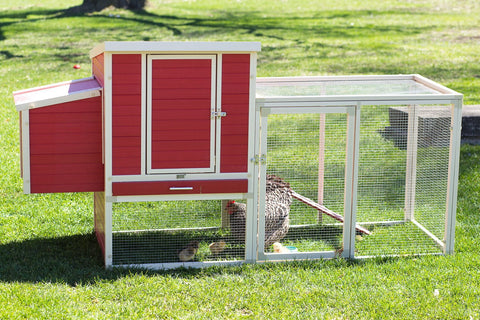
[251,154,266,164]
[211,111,227,118]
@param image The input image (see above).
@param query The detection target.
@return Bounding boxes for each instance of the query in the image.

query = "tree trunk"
[67,0,146,14]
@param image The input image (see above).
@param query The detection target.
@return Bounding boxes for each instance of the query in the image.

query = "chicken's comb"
[227,200,235,205]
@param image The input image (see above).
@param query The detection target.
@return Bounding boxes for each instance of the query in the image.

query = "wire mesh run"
[263,113,348,255]
[111,200,247,265]
[261,104,453,259]
[356,104,452,257]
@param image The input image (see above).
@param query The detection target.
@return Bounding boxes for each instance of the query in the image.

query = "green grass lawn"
[1,0,480,318]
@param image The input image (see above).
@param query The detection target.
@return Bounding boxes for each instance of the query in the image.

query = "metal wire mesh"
[355,105,451,256]
[264,113,348,254]
[111,200,246,265]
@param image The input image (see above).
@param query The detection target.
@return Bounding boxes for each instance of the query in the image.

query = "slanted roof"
[14,77,102,111]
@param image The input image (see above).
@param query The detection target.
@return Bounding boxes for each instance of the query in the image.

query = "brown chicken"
[178,240,199,262]
[209,241,227,255]
[226,174,292,247]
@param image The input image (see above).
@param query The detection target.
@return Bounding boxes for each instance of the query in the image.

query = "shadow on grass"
[0,228,347,285]
[0,5,433,56]
[0,230,425,285]
[0,233,111,285]
[0,232,244,285]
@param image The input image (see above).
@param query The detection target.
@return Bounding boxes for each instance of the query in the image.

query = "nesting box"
[255,75,463,260]
[13,77,104,193]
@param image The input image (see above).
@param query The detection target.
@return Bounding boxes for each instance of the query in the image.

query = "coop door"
[146,55,216,174]
[258,107,358,260]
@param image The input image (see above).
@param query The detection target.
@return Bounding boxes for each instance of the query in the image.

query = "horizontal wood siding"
[112,54,142,175]
[112,179,248,196]
[220,54,250,173]
[150,58,212,170]
[28,97,104,193]
[92,53,105,87]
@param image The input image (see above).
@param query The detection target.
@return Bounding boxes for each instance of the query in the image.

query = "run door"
[147,55,216,174]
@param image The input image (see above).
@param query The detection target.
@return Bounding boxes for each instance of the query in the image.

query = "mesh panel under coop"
[111,200,246,265]
[264,113,348,254]
[356,105,451,257]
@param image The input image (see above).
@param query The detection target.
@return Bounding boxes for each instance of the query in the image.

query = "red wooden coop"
[14,41,462,269]
[14,42,261,268]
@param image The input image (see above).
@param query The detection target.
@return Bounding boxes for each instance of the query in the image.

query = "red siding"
[19,112,24,178]
[112,179,248,196]
[28,97,104,193]
[221,54,251,173]
[150,58,213,171]
[112,54,142,175]
[92,53,105,87]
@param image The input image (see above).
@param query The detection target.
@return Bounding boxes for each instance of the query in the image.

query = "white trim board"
[90,41,261,58]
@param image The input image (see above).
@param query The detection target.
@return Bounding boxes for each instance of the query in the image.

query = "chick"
[209,241,227,255]
[178,240,199,262]
[272,242,290,253]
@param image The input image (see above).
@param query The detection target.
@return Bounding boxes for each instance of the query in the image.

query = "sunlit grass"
[1,0,480,318]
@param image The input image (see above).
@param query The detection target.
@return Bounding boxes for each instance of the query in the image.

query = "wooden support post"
[94,192,106,258]
[221,199,230,229]
[405,105,418,221]
[104,199,113,268]
[444,101,462,254]
[318,113,326,223]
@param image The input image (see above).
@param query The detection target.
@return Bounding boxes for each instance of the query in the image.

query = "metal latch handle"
[211,111,227,118]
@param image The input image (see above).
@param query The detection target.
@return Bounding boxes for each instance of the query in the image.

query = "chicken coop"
[14,41,261,269]
[255,75,463,260]
[13,42,463,269]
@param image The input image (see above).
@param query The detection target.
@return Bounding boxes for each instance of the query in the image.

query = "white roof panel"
[14,77,102,111]
[90,41,261,57]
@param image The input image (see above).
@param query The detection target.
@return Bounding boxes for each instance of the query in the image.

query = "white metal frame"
[146,54,217,174]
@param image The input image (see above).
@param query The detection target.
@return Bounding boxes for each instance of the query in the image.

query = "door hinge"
[211,111,227,118]
[251,154,266,164]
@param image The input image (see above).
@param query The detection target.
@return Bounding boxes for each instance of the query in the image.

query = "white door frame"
[146,54,217,174]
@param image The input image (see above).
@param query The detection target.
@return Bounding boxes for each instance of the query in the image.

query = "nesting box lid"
[13,77,102,111]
